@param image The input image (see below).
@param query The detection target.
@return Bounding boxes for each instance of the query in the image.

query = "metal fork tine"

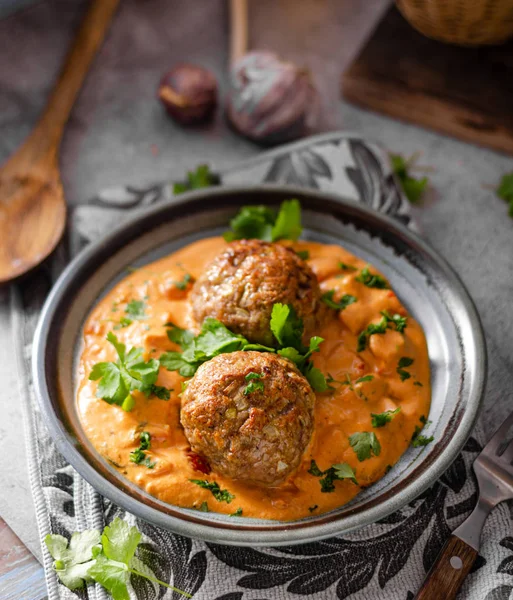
[484,410,513,455]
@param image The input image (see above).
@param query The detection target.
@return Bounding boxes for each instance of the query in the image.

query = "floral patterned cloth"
[15,133,512,600]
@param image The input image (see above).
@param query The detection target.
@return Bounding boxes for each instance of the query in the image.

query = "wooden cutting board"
[342,6,513,155]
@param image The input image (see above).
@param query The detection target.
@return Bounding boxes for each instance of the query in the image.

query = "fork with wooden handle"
[415,410,513,599]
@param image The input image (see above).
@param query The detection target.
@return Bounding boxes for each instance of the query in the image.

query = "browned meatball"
[181,351,315,486]
[190,239,323,346]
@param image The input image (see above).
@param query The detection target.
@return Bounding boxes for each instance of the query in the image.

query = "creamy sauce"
[77,237,431,521]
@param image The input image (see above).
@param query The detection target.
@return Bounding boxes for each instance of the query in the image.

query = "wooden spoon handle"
[415,535,478,600]
[32,0,121,158]
[229,0,249,66]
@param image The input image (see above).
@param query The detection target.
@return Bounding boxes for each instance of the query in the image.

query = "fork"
[415,410,513,599]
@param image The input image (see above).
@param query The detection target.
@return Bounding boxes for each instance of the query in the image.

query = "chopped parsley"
[357,311,408,352]
[89,333,160,411]
[349,432,381,462]
[414,381,423,387]
[244,372,265,395]
[308,460,358,492]
[174,273,193,290]
[308,505,318,513]
[45,518,190,597]
[397,357,414,381]
[497,173,513,218]
[230,507,243,517]
[173,164,220,195]
[189,479,235,504]
[371,407,401,428]
[355,375,374,384]
[390,153,429,204]
[411,415,434,447]
[321,290,357,311]
[150,385,171,400]
[224,199,302,242]
[113,316,133,330]
[338,262,357,272]
[296,250,310,260]
[125,299,146,320]
[355,265,389,289]
[197,502,209,512]
[129,431,155,468]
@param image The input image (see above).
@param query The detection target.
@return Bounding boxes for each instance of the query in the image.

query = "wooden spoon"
[0,0,120,284]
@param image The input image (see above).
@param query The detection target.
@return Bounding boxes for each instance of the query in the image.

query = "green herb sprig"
[190,479,235,504]
[129,431,155,468]
[496,173,513,218]
[321,290,357,311]
[173,164,220,195]
[308,460,358,492]
[371,407,401,428]
[390,153,429,204]
[357,311,408,352]
[349,432,381,462]
[355,265,389,289]
[45,518,190,598]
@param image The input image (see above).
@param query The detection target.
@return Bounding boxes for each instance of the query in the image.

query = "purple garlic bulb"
[226,51,319,146]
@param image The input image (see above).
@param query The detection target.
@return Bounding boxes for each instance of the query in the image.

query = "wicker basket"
[396,0,513,46]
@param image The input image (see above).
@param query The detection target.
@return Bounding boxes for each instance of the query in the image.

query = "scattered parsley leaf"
[338,262,357,272]
[321,290,357,311]
[173,164,219,195]
[166,323,195,347]
[355,265,389,289]
[130,431,155,468]
[46,518,190,598]
[357,311,408,352]
[308,505,318,513]
[308,459,358,492]
[125,300,146,320]
[390,154,429,204]
[174,273,193,290]
[382,310,408,333]
[349,432,381,462]
[150,385,171,400]
[223,199,302,242]
[496,173,513,218]
[230,507,243,517]
[270,303,305,350]
[411,416,434,447]
[190,479,235,504]
[113,317,133,330]
[296,250,310,260]
[371,407,401,428]
[414,381,423,387]
[397,356,414,381]
[355,375,374,384]
[197,502,209,512]
[244,372,265,395]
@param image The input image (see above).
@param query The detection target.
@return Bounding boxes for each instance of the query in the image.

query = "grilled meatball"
[190,239,323,346]
[181,351,315,486]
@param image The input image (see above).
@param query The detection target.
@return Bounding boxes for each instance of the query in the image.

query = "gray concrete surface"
[0,0,512,564]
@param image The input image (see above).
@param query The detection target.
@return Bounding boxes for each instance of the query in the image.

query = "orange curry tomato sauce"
[77,237,430,521]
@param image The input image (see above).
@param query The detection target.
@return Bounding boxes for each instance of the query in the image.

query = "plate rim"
[32,184,487,546]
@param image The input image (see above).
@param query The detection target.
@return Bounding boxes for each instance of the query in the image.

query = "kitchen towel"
[13,133,513,600]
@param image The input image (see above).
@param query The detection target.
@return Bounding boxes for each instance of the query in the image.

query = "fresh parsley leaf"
[47,518,190,598]
[125,300,146,320]
[497,172,513,218]
[45,530,100,589]
[304,364,329,392]
[357,311,408,352]
[338,261,357,272]
[308,460,358,492]
[397,356,414,381]
[349,432,381,461]
[197,501,209,512]
[113,317,133,330]
[270,303,305,350]
[321,290,357,311]
[166,323,195,347]
[411,416,434,447]
[190,479,235,503]
[150,385,171,400]
[296,250,310,260]
[173,164,219,195]
[230,507,243,517]
[174,273,193,290]
[371,407,401,427]
[244,372,265,395]
[390,154,428,204]
[129,431,155,468]
[223,199,302,242]
[355,265,389,289]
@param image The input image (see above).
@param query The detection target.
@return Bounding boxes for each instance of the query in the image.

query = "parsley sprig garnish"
[89,333,164,411]
[45,518,190,597]
[308,460,358,492]
[357,311,408,352]
[371,407,401,428]
[189,479,235,504]
[173,164,220,195]
[397,357,414,381]
[321,290,357,311]
[355,265,389,289]
[411,415,434,447]
[129,431,155,468]
[223,199,302,242]
[349,432,381,461]
[162,304,329,392]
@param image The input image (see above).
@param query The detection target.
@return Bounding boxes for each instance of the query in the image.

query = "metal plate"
[32,185,486,546]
